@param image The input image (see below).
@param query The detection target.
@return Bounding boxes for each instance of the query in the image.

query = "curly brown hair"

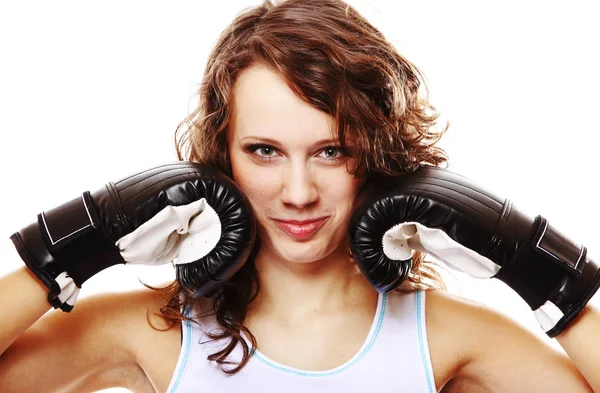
[160,0,449,374]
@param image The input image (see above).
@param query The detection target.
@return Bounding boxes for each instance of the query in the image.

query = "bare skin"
[0,265,592,392]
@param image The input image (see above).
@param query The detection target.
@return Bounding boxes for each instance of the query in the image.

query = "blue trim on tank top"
[251,293,388,377]
[416,291,436,393]
[167,312,193,393]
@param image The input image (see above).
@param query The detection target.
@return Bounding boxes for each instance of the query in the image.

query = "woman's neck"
[248,243,377,318]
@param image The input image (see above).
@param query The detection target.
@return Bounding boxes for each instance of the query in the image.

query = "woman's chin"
[256,226,349,266]
[277,248,328,265]
[261,238,330,264]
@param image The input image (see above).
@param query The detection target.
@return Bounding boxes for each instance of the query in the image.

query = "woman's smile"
[272,217,329,240]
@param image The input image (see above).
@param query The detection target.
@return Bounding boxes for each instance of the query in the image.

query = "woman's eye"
[257,146,274,156]
[320,146,343,160]
[247,144,278,159]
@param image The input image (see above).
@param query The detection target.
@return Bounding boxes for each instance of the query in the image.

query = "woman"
[0,0,598,392]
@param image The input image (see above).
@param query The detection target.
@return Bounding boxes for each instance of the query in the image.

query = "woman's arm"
[0,247,149,392]
[0,264,155,392]
[0,265,51,355]
[556,302,600,391]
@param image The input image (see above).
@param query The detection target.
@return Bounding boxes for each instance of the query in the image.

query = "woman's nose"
[280,163,318,208]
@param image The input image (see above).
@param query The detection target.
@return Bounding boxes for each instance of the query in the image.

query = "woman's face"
[228,63,363,265]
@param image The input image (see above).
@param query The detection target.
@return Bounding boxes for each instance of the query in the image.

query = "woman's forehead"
[230,64,338,143]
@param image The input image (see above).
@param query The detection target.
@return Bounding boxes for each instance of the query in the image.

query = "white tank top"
[166,290,436,393]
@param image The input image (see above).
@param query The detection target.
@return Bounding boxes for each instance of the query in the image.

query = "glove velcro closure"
[39,192,98,253]
[534,217,585,274]
[39,191,123,287]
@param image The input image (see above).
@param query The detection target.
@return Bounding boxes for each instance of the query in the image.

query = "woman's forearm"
[0,266,51,355]
[556,301,600,392]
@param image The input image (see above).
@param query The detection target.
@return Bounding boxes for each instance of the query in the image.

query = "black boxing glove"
[10,162,256,311]
[349,166,600,337]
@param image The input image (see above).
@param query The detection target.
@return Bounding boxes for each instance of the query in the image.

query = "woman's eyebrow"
[239,135,341,146]
[238,136,281,144]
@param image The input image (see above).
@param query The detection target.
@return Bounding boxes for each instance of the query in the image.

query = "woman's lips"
[273,218,328,239]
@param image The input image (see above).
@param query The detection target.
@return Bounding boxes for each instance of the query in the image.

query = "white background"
[0,1,598,392]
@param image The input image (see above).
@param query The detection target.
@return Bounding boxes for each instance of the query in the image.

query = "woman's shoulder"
[422,289,579,391]
[424,288,515,329]
[423,288,532,367]
[423,288,540,347]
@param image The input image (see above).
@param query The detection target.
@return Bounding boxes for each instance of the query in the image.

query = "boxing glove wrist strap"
[10,192,122,311]
[495,216,600,337]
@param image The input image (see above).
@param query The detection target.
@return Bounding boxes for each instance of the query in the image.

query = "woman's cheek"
[239,165,280,204]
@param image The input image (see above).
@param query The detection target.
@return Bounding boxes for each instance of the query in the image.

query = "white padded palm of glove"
[116,198,222,265]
